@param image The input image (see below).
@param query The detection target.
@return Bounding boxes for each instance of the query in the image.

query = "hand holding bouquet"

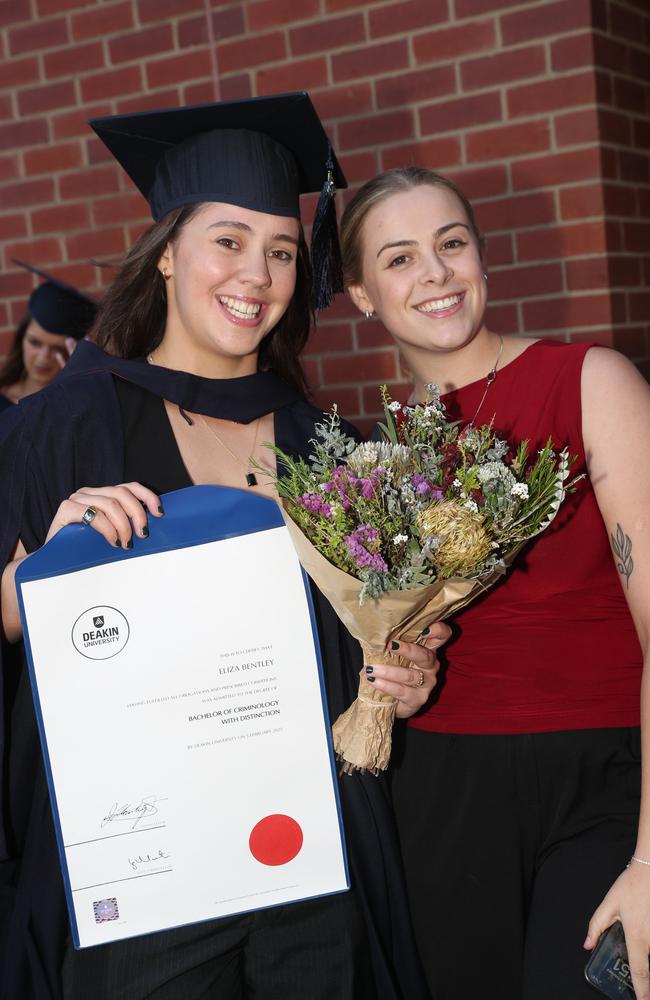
[268,386,577,774]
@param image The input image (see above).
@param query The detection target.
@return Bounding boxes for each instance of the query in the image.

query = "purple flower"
[296,493,332,517]
[410,474,445,500]
[344,525,388,574]
[411,473,432,496]
[329,465,358,506]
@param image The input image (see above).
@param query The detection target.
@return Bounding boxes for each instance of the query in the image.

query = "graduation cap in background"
[14,260,98,341]
[89,91,347,310]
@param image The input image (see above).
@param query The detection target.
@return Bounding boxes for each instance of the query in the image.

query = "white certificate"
[17,486,349,948]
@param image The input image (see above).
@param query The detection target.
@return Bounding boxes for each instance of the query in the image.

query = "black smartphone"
[584,921,636,998]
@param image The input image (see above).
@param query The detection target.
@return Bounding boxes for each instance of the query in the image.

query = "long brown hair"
[94,203,312,394]
[340,167,485,287]
[0,314,30,389]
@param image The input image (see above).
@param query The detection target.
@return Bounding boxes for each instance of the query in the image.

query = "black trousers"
[391,726,641,1000]
[62,889,374,999]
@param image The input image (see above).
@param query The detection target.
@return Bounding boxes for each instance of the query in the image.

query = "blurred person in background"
[0,263,97,413]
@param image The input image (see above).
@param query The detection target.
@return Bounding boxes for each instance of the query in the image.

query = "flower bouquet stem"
[280,500,508,773]
[332,645,399,775]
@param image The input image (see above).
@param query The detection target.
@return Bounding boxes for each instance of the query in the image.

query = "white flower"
[477,462,512,484]
[423,383,442,409]
[400,483,415,504]
[463,500,479,513]
[347,441,411,477]
[388,400,402,413]
[393,533,409,545]
[511,482,529,500]
[453,478,462,488]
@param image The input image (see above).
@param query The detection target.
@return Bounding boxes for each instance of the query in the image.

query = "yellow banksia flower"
[417,499,493,576]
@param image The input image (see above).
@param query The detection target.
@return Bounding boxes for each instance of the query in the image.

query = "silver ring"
[412,668,425,688]
[82,506,97,525]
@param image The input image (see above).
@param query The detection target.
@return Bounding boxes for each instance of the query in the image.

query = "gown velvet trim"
[62,340,303,423]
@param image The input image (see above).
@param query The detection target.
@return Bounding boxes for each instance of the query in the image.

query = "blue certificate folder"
[16,485,349,948]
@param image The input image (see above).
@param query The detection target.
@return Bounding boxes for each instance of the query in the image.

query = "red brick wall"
[1,0,648,431]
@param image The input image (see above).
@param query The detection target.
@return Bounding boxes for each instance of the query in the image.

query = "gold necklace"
[196,413,261,487]
[467,334,504,427]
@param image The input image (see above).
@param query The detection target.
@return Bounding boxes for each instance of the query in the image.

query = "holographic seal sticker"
[93,897,119,923]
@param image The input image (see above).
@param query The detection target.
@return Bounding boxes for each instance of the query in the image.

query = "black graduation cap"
[14,260,98,340]
[89,91,347,310]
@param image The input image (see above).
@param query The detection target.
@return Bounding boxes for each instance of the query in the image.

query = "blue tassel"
[310,147,344,312]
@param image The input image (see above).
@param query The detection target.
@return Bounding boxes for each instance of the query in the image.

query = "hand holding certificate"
[16,485,348,948]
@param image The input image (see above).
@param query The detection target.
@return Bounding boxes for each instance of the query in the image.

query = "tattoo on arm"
[611,522,634,589]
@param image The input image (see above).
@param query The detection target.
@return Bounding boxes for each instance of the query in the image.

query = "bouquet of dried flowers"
[266,385,576,774]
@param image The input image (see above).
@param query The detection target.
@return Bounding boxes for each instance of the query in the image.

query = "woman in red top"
[339,167,650,1000]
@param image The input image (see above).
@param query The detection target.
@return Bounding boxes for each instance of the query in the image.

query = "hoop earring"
[161,267,171,280]
[364,309,374,320]
[483,272,488,281]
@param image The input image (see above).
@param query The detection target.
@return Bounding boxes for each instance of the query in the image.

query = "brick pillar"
[592,0,650,377]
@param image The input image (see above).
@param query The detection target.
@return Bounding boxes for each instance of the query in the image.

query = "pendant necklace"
[467,334,504,428]
[147,350,261,487]
[196,413,261,488]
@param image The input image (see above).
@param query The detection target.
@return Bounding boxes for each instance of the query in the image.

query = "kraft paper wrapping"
[279,501,524,773]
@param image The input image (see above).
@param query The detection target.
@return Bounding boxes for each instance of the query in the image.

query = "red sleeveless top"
[410,339,642,735]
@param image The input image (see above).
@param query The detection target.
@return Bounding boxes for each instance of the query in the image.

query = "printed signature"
[101,795,165,830]
[128,849,170,871]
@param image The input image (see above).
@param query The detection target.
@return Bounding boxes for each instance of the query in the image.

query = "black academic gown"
[0,342,431,1000]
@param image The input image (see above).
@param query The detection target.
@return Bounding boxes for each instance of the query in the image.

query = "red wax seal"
[249,814,303,866]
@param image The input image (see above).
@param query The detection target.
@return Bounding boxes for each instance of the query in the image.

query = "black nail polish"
[141,525,149,537]
[126,538,134,550]
[421,626,430,636]
[365,666,374,674]
[157,504,164,515]
[115,537,121,548]
[391,640,400,650]
[367,676,375,683]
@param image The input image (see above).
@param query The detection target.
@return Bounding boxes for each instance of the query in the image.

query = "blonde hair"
[340,167,485,286]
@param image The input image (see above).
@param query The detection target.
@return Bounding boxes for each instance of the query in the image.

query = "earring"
[483,272,488,281]
[364,309,374,320]
[161,267,170,280]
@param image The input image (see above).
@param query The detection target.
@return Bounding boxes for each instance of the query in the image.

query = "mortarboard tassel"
[310,147,344,312]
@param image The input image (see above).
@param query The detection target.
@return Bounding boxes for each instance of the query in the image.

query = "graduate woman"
[340,166,650,1000]
[0,96,446,1000]
[0,264,97,412]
